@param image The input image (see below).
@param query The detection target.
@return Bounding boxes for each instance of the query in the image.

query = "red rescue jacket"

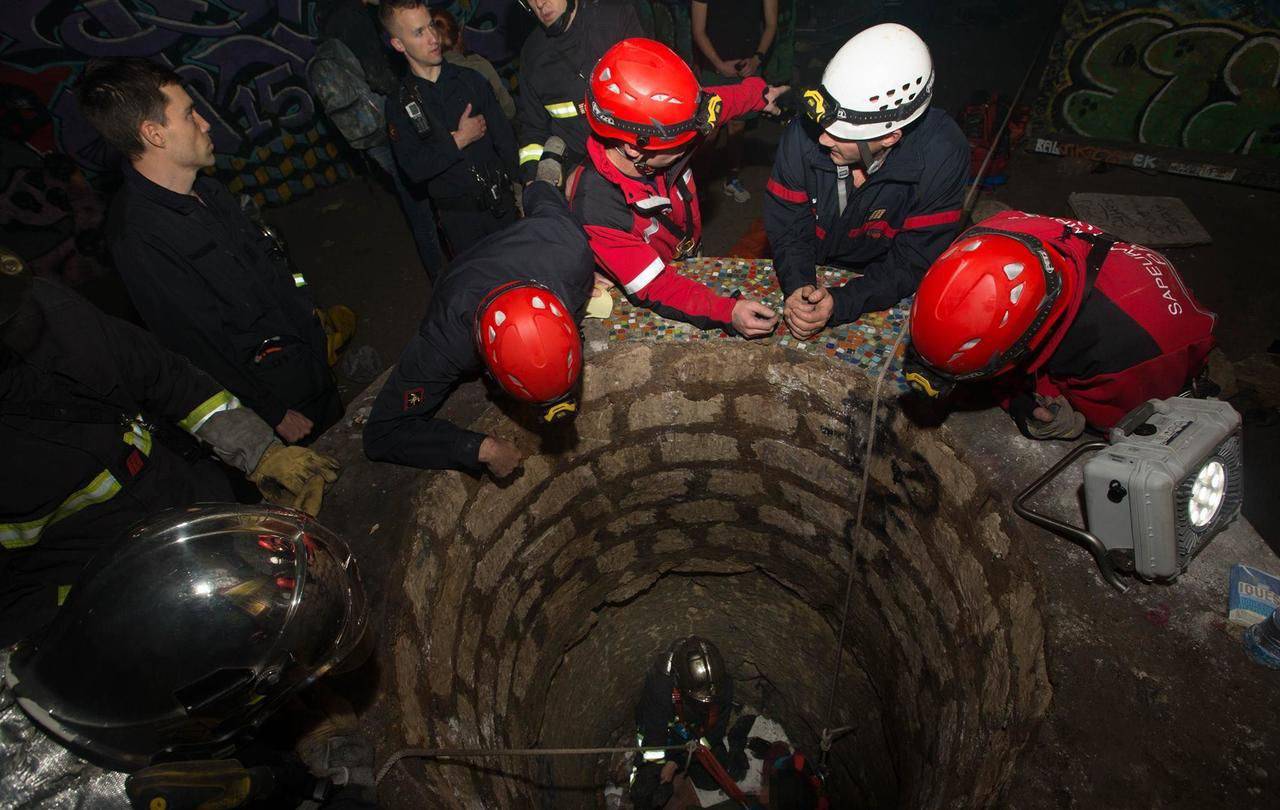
[568,77,768,331]
[985,211,1217,429]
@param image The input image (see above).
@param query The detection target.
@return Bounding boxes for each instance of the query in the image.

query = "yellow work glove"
[249,444,340,516]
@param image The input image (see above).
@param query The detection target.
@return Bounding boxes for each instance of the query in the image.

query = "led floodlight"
[1015,397,1243,591]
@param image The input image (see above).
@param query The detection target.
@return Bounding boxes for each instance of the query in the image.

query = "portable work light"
[1015,397,1243,591]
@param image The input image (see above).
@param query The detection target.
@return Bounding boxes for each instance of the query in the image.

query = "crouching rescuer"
[0,250,340,647]
[904,211,1217,439]
[363,173,594,479]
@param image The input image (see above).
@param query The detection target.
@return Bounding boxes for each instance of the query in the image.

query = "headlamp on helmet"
[802,81,932,137]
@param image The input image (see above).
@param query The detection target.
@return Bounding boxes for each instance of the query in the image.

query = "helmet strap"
[616,144,657,176]
[854,139,888,175]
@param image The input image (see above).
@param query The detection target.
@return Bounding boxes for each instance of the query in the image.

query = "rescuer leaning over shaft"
[904,211,1218,440]
[764,23,969,340]
[363,144,595,479]
[570,38,789,338]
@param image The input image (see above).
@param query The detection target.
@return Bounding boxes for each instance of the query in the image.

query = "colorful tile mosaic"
[599,257,911,391]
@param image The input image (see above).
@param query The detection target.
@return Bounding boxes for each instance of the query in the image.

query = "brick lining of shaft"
[378,343,1052,808]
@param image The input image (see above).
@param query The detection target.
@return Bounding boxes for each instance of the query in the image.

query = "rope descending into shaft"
[819,319,910,771]
[375,740,701,785]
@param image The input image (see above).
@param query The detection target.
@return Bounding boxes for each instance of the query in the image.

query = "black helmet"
[3,505,367,771]
[670,636,726,704]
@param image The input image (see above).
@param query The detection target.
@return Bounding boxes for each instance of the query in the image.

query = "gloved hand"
[249,443,340,516]
[536,136,566,187]
[1010,393,1086,441]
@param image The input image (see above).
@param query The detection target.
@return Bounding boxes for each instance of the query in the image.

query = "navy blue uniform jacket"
[362,183,593,473]
[386,62,518,203]
[763,109,969,325]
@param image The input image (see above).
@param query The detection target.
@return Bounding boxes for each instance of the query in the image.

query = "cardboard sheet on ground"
[1067,193,1212,247]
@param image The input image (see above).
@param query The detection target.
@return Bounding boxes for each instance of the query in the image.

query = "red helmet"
[474,282,581,421]
[586,38,721,150]
[909,228,1077,379]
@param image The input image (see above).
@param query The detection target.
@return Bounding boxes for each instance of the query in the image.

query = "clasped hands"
[783,284,835,340]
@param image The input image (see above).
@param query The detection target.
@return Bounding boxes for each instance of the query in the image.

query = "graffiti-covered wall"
[0,1,354,208]
[1034,0,1280,157]
[0,0,530,281]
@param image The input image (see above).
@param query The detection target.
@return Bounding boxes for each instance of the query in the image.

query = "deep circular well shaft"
[378,342,1052,808]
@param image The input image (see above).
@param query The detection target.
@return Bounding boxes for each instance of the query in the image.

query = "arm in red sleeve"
[584,224,737,331]
[706,76,768,122]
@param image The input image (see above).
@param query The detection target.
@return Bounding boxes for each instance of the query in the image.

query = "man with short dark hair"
[79,58,343,445]
[380,0,518,255]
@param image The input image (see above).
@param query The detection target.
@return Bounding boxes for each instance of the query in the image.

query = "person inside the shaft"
[631,636,745,809]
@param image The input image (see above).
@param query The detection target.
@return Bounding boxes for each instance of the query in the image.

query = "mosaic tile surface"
[600,257,911,391]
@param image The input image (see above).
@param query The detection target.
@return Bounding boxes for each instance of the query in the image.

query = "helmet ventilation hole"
[1000,311,1010,327]
[607,83,621,95]
[959,338,981,351]
[566,350,574,369]
[494,310,506,326]
[599,67,611,81]
[651,93,670,102]
[869,95,880,102]
[902,83,910,91]
[886,89,896,97]
[531,296,546,309]
[550,301,562,316]
[488,325,496,343]
[1003,262,1024,280]
[962,239,983,252]
[1009,283,1025,304]
[916,76,923,84]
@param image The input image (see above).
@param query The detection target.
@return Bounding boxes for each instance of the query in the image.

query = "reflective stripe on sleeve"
[122,421,153,455]
[293,273,307,287]
[0,470,123,550]
[544,101,579,118]
[519,144,545,165]
[179,390,241,434]
[623,257,666,295]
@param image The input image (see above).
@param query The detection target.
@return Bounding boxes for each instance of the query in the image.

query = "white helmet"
[804,23,934,141]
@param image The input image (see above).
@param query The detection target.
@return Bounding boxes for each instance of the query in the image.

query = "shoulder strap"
[565,164,587,202]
